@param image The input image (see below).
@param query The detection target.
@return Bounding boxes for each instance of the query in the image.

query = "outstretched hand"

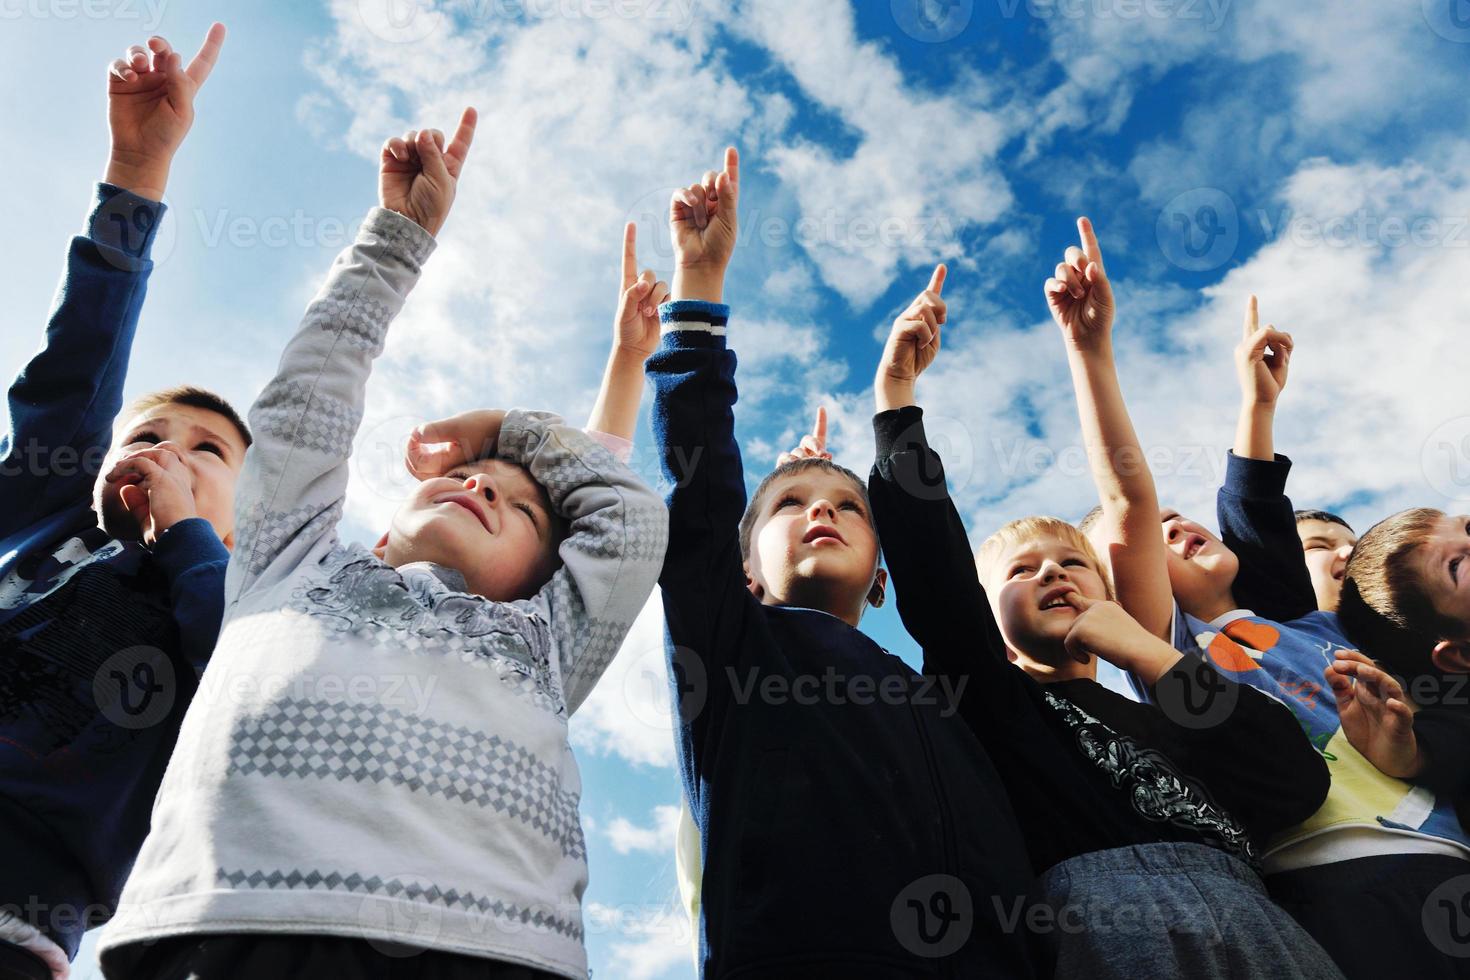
[1045,217,1114,352]
[1236,295,1293,407]
[1326,650,1423,779]
[876,264,947,411]
[405,409,507,479]
[105,23,227,200]
[380,107,478,238]
[670,147,740,302]
[777,407,831,468]
[615,223,669,357]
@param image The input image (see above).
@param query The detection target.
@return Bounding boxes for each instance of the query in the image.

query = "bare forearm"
[587,347,648,442]
[104,149,171,203]
[875,377,916,413]
[1067,343,1159,516]
[1234,401,1276,461]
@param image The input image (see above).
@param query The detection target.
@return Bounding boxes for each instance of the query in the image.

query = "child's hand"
[1062,592,1183,681]
[105,24,226,201]
[1045,217,1114,353]
[615,223,669,358]
[405,409,507,479]
[670,147,739,303]
[1326,650,1424,779]
[1235,295,1293,407]
[776,407,831,467]
[103,443,198,546]
[379,107,478,238]
[876,264,946,412]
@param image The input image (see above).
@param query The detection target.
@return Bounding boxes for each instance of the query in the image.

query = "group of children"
[1,23,1467,980]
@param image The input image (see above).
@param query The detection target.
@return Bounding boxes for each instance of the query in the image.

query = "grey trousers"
[1031,842,1344,980]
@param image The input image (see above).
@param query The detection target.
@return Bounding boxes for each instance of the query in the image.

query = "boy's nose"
[464,473,498,504]
[807,499,836,520]
[1039,560,1068,582]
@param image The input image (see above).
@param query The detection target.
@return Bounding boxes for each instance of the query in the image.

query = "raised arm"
[0,27,225,534]
[1217,296,1316,622]
[228,110,475,598]
[586,223,668,445]
[489,412,669,714]
[1046,218,1174,639]
[645,148,752,792]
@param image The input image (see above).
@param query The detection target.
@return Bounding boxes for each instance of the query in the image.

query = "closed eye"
[1452,556,1462,585]
[128,430,159,445]
[1008,564,1032,579]
[775,495,802,510]
[1062,558,1085,567]
[516,501,542,532]
[197,441,224,457]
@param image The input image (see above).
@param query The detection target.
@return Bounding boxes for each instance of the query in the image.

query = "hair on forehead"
[1294,509,1354,534]
[738,457,873,560]
[120,385,253,450]
[976,515,1115,600]
[1341,507,1456,648]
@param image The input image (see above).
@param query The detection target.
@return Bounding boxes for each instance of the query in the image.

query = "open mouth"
[1038,586,1077,611]
[441,493,493,534]
[1182,534,1207,562]
[802,524,845,546]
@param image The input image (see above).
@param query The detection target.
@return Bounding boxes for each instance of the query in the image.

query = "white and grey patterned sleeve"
[227,208,436,600]
[503,410,669,714]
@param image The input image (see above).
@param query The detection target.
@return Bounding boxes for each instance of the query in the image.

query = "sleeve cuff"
[873,406,926,460]
[87,182,167,261]
[659,300,730,335]
[1223,451,1293,499]
[150,517,229,582]
[586,429,635,464]
[361,207,438,269]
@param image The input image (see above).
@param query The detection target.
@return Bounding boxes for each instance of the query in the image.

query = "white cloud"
[725,0,1015,307]
[586,901,694,980]
[898,141,1470,546]
[606,804,683,855]
[570,592,679,769]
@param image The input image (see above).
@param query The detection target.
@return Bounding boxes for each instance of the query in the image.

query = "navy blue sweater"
[648,304,1035,979]
[0,186,228,957]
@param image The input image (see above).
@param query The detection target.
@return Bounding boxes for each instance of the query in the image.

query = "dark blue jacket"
[648,302,1035,979]
[0,185,228,957]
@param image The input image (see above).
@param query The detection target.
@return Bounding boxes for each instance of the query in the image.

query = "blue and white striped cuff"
[659,300,730,336]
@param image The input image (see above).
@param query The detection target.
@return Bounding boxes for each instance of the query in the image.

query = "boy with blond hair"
[0,28,238,979]
[860,264,1337,979]
[99,108,668,980]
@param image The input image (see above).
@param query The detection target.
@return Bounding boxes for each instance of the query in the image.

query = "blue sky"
[5,0,1470,976]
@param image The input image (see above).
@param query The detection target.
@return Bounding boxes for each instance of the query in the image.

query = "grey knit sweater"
[100,208,668,978]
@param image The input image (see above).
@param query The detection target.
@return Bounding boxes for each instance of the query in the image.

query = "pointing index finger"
[927,263,947,296]
[1077,217,1104,271]
[1244,294,1258,340]
[814,406,828,452]
[185,22,226,87]
[621,223,638,289]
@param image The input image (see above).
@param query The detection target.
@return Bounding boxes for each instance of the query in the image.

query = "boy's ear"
[1432,639,1470,674]
[867,567,888,609]
[221,529,234,552]
[372,531,390,561]
[743,561,765,601]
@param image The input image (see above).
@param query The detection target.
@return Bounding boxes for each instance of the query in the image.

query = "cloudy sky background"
[5,0,1470,975]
